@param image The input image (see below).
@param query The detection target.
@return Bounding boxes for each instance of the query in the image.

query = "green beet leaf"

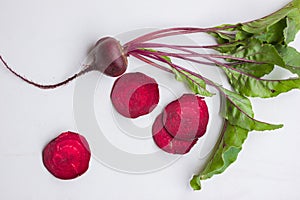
[284,4,300,44]
[254,19,286,44]
[215,37,286,78]
[241,0,299,34]
[229,38,285,68]
[231,63,274,79]
[223,67,300,98]
[225,38,285,77]
[190,121,249,190]
[276,45,300,76]
[212,41,245,54]
[172,68,214,97]
[220,88,283,130]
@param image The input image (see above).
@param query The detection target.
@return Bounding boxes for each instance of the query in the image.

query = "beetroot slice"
[152,114,198,154]
[111,72,159,118]
[163,94,209,141]
[42,131,91,180]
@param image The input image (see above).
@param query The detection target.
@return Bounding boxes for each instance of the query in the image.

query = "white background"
[0,0,300,199]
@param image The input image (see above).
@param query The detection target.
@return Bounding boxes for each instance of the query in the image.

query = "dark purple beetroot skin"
[163,94,209,141]
[93,37,128,77]
[111,72,159,118]
[152,114,198,154]
[42,131,91,180]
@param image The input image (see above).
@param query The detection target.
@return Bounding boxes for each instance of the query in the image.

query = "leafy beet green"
[276,45,300,76]
[223,67,300,98]
[241,0,300,37]
[190,121,249,190]
[172,68,214,97]
[220,87,283,130]
[224,38,284,77]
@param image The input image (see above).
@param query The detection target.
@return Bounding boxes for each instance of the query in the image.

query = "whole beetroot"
[162,94,209,141]
[152,114,198,154]
[42,131,91,180]
[92,37,128,77]
[111,72,159,118]
[0,37,128,89]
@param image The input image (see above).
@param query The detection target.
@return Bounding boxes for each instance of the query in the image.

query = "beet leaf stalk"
[124,0,300,190]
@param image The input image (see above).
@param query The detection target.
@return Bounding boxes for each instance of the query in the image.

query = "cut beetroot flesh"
[162,94,209,141]
[152,114,198,154]
[42,131,91,180]
[111,72,159,118]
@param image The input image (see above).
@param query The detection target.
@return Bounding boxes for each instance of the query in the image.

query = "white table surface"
[0,0,299,199]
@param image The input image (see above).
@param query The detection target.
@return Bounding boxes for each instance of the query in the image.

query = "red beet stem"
[129,52,172,73]
[128,45,261,65]
[0,55,89,89]
[131,49,216,66]
[128,47,266,84]
[130,50,212,89]
[126,42,223,53]
[124,26,237,47]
